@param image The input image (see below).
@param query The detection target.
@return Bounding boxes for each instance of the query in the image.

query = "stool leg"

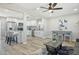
[9,37,12,45]
[13,36,17,43]
[16,36,18,43]
[14,36,18,43]
[7,37,9,44]
[7,39,9,44]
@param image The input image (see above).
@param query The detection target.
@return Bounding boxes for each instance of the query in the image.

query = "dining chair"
[45,45,57,55]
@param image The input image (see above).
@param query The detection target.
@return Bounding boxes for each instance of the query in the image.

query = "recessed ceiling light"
[74,8,78,11]
[36,8,40,10]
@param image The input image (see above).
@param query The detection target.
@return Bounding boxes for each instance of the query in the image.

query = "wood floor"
[4,37,51,55]
[3,37,75,55]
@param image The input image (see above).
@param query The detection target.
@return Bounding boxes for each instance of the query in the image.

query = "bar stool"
[6,32,13,45]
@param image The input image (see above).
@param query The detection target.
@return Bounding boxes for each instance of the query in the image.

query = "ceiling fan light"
[48,10,52,13]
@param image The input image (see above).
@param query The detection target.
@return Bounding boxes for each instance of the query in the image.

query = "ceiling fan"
[40,3,63,13]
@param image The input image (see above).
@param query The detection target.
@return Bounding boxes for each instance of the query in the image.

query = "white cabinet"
[27,30,32,37]
[35,31,44,38]
[52,31,72,41]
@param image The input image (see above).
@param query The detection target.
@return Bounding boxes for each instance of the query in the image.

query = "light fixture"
[48,10,52,13]
[36,8,40,10]
[74,8,78,11]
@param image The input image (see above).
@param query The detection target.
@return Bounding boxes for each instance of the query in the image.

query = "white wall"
[46,13,79,40]
[0,20,1,49]
[0,17,7,52]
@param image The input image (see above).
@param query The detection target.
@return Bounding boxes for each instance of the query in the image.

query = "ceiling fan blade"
[43,10,48,12]
[40,6,48,9]
[49,3,52,6]
[52,3,57,7]
[52,8,63,10]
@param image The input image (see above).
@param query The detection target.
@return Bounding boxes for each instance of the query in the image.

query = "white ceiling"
[0,3,79,19]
